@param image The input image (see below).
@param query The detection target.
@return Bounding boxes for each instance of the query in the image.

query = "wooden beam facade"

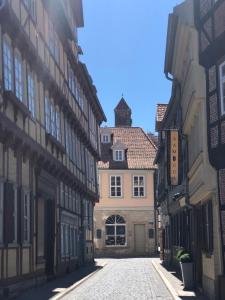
[0,0,105,297]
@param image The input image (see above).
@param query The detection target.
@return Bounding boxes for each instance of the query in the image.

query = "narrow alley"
[60,258,172,300]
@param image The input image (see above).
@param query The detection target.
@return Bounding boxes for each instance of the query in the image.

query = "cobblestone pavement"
[60,258,173,300]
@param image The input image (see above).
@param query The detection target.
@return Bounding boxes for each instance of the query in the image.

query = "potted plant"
[176,249,193,289]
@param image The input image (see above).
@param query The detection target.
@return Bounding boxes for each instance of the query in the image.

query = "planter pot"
[180,262,193,289]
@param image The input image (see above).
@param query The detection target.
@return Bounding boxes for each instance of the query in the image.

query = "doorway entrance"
[134,224,146,255]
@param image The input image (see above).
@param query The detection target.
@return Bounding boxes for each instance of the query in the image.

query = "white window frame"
[133,175,145,197]
[110,175,122,197]
[115,150,124,161]
[3,36,13,91]
[27,69,35,117]
[23,191,30,244]
[14,51,23,101]
[219,61,225,115]
[102,134,110,143]
[0,181,4,244]
[105,215,126,247]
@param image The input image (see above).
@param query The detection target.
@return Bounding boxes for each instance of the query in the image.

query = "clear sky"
[79,0,183,133]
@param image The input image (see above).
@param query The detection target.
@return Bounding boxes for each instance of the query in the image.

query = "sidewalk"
[14,259,107,300]
[152,258,207,300]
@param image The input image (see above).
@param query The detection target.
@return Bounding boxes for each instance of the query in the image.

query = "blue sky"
[79,0,183,132]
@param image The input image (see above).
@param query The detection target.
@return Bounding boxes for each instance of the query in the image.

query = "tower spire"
[114,98,132,127]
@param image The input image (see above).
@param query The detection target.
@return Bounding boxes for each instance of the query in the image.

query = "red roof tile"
[156,104,168,131]
[98,127,157,170]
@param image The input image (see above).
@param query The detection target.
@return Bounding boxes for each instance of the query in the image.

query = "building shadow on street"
[14,262,103,300]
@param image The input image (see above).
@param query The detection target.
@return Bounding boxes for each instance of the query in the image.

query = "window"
[115,150,124,161]
[27,70,35,117]
[219,62,225,115]
[50,103,56,137]
[23,192,30,243]
[96,229,102,239]
[110,176,122,197]
[4,183,18,244]
[133,176,145,197]
[68,63,76,96]
[89,106,97,149]
[102,135,110,143]
[0,182,3,244]
[202,201,213,254]
[48,20,60,64]
[3,37,13,91]
[45,96,51,133]
[56,111,60,141]
[105,215,126,246]
[61,219,78,258]
[14,52,23,101]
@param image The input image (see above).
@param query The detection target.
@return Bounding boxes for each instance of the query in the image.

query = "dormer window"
[102,134,110,144]
[111,140,127,162]
[115,150,124,161]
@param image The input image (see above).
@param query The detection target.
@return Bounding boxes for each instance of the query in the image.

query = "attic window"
[115,150,124,161]
[102,134,110,143]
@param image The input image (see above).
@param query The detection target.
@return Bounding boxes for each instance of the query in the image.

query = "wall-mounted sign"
[170,130,179,186]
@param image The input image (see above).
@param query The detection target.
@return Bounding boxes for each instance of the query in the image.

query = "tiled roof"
[156,104,168,131]
[114,98,131,111]
[147,133,158,147]
[98,127,157,170]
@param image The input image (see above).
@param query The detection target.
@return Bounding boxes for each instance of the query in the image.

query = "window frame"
[219,61,225,115]
[23,191,31,244]
[133,175,145,198]
[14,50,23,102]
[45,95,51,133]
[27,68,35,118]
[105,215,126,247]
[3,36,13,92]
[102,134,110,143]
[110,175,122,198]
[115,150,124,161]
[56,110,61,141]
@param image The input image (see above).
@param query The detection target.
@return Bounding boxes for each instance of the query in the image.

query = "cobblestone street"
[60,258,172,300]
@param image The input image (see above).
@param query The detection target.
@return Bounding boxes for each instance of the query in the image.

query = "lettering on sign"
[170,130,179,186]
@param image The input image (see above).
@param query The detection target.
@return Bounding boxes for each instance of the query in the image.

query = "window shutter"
[30,192,34,244]
[4,182,15,244]
[96,229,102,239]
[17,187,22,244]
[149,229,154,239]
[208,201,214,253]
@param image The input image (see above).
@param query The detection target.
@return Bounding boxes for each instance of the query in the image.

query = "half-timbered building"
[156,1,222,299]
[0,0,106,297]
[195,0,225,298]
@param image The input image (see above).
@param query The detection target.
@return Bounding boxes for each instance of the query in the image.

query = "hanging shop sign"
[170,130,179,186]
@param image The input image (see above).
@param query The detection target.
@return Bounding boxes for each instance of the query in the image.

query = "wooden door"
[134,224,146,255]
[45,199,55,275]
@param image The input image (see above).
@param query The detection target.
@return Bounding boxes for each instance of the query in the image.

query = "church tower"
[114,98,132,127]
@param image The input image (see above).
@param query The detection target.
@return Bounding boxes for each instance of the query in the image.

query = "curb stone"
[152,259,181,300]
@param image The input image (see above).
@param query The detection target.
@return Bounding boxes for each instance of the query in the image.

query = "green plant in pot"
[176,250,193,289]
